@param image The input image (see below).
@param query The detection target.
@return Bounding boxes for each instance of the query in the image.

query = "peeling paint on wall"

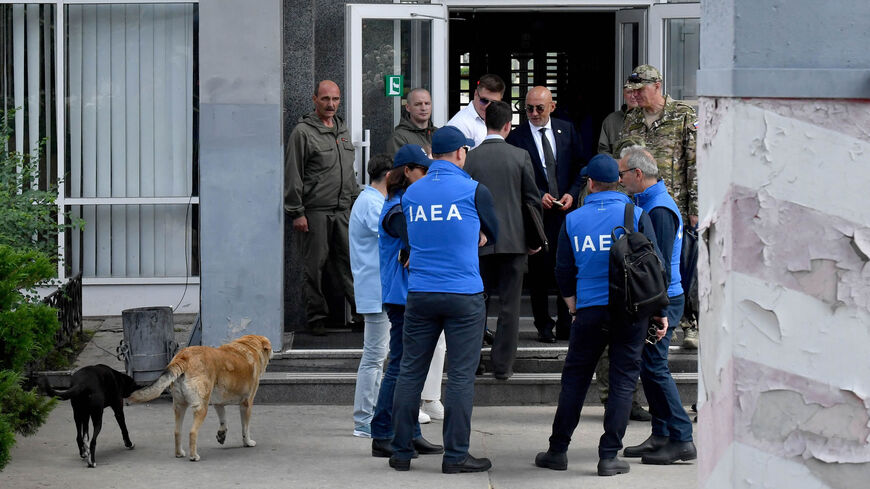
[735,358,870,464]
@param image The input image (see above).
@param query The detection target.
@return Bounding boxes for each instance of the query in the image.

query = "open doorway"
[448,10,618,162]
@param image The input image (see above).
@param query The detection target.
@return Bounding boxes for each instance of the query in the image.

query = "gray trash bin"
[119,306,178,383]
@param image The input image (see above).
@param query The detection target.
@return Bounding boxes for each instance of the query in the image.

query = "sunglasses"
[627,73,658,84]
[618,167,638,177]
[525,104,546,114]
[476,89,494,106]
[462,145,471,154]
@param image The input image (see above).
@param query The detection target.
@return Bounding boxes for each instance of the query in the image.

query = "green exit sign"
[385,75,403,96]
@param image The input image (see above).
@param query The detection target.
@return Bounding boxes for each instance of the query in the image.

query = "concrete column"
[697,1,870,487]
[199,0,284,349]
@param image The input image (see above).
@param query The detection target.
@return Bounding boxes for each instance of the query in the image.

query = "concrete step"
[254,371,699,406]
[269,345,698,375]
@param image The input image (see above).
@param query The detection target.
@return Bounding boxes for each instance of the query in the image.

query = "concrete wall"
[697,1,870,487]
[200,0,284,349]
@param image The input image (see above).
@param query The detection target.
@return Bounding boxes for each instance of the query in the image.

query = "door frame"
[345,3,448,182]
[648,2,701,86]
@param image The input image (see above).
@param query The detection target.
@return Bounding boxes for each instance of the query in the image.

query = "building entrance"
[448,10,619,161]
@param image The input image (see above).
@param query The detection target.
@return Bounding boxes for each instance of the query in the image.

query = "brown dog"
[129,334,272,461]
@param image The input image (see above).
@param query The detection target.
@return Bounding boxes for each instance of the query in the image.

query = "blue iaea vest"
[634,180,683,297]
[379,192,409,305]
[402,160,483,294]
[565,191,642,308]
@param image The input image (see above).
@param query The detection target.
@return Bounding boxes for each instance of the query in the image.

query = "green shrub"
[0,371,56,470]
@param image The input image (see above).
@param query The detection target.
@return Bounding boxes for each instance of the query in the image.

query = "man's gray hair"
[620,145,658,178]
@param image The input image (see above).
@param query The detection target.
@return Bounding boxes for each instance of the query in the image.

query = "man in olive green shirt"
[285,80,360,335]
[388,88,438,155]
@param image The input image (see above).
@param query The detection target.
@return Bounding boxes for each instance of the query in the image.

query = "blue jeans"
[353,309,390,429]
[370,304,421,440]
[391,292,485,463]
[548,306,646,459]
[640,294,693,442]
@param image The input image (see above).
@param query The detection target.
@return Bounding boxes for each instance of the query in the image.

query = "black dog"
[39,364,138,467]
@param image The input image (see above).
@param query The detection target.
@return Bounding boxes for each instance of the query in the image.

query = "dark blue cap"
[581,154,619,183]
[393,144,433,169]
[431,126,475,154]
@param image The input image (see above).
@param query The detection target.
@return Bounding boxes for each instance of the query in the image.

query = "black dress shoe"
[536,328,557,343]
[389,456,410,471]
[476,360,486,376]
[442,454,492,474]
[494,371,512,380]
[623,434,668,457]
[413,436,443,455]
[483,328,495,346]
[534,450,567,470]
[372,438,418,458]
[629,404,652,421]
[641,440,697,465]
[597,457,630,476]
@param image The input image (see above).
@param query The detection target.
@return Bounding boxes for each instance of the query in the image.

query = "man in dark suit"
[506,86,586,342]
[465,101,543,379]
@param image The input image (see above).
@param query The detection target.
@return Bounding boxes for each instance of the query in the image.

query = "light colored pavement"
[3,401,697,489]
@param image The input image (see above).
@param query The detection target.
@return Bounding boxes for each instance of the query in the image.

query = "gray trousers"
[299,209,355,324]
[480,253,526,376]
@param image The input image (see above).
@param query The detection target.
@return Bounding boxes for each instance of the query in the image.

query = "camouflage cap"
[624,64,662,90]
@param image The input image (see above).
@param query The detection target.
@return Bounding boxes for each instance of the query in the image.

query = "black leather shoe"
[413,436,443,455]
[442,454,492,474]
[389,456,410,471]
[536,328,557,344]
[483,328,495,346]
[624,435,668,457]
[597,457,630,476]
[476,360,486,376]
[629,404,652,421]
[534,450,567,470]
[494,371,512,380]
[372,438,418,458]
[641,440,697,465]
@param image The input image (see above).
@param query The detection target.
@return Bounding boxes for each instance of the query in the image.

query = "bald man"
[388,88,438,155]
[506,86,586,343]
[285,80,361,335]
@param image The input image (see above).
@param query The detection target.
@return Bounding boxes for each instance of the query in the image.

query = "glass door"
[346,3,448,184]
[649,2,701,103]
[614,8,647,111]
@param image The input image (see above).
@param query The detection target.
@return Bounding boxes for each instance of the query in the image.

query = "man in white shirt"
[446,74,505,147]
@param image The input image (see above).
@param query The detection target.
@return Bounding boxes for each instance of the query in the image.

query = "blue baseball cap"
[581,154,619,183]
[431,126,475,154]
[393,144,433,169]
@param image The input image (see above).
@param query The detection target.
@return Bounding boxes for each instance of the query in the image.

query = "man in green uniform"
[388,88,438,154]
[285,80,361,335]
[617,64,699,349]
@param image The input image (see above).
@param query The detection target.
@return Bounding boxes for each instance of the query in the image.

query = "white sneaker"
[418,409,431,424]
[421,400,445,420]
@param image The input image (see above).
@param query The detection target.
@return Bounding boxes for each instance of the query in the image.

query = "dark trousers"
[480,253,526,375]
[548,306,645,459]
[392,292,485,463]
[528,209,572,338]
[299,210,356,324]
[641,294,693,442]
[370,304,421,440]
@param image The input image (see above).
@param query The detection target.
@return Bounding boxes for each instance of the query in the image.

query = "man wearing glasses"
[446,74,505,147]
[616,146,696,466]
[506,86,586,343]
[618,64,700,350]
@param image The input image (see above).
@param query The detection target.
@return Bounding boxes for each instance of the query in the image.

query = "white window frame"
[647,2,701,90]
[2,0,200,315]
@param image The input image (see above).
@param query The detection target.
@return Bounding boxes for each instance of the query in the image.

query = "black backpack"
[608,203,669,318]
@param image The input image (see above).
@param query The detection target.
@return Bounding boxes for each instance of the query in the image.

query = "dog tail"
[38,376,83,400]
[127,359,185,403]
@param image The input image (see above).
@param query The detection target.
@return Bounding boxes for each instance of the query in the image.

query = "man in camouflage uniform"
[617,65,699,349]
